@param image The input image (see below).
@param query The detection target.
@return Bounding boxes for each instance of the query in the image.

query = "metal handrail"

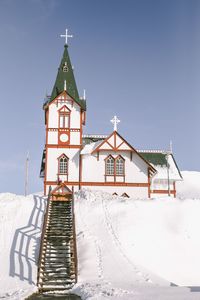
[37,186,52,286]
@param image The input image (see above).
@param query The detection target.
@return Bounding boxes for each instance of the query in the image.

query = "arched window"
[105,155,114,175]
[58,154,68,174]
[116,156,124,175]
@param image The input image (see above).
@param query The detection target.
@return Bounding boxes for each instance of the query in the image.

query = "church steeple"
[50,45,86,110]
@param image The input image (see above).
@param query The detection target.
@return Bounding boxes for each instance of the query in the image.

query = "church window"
[105,155,125,181]
[59,114,69,128]
[105,155,114,175]
[116,156,125,175]
[58,105,71,128]
[58,154,68,174]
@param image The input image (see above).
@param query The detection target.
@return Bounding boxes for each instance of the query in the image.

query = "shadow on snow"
[9,194,46,284]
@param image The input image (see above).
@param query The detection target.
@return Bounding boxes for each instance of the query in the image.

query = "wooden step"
[40,269,73,275]
[39,279,75,285]
[41,284,74,291]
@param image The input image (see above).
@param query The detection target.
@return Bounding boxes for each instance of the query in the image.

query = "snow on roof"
[82,134,108,139]
[81,140,103,155]
[151,154,182,181]
[137,149,170,154]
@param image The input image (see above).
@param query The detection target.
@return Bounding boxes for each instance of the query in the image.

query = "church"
[40,30,182,199]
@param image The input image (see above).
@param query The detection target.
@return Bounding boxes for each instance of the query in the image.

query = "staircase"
[37,190,77,293]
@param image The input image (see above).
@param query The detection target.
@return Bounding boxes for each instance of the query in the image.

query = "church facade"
[40,36,182,198]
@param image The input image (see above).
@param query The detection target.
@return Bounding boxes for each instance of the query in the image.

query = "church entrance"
[50,183,73,201]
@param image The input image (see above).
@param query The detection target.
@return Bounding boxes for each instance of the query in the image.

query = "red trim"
[173,182,176,197]
[44,91,85,111]
[51,183,72,195]
[117,141,125,149]
[58,105,71,113]
[58,130,70,146]
[47,128,80,132]
[46,144,82,149]
[151,190,176,195]
[45,180,149,187]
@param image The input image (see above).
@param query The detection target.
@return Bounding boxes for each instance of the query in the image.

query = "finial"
[60,28,73,45]
[110,115,120,131]
[170,140,173,153]
[64,80,67,91]
[83,89,86,100]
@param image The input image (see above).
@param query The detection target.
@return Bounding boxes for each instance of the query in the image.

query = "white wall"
[48,131,57,144]
[48,97,81,129]
[46,148,80,182]
[81,151,149,183]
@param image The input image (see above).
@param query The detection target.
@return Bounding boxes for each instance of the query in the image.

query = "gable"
[93,131,133,152]
[58,104,71,113]
[91,131,156,174]
[51,183,72,195]
[43,91,86,111]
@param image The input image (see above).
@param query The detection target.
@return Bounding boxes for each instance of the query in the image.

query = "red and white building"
[40,37,182,198]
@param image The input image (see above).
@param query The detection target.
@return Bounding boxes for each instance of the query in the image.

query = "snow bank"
[1,171,200,299]
[177,171,200,198]
[0,193,46,300]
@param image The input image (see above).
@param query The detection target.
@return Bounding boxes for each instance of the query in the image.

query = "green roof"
[139,152,168,166]
[47,45,86,110]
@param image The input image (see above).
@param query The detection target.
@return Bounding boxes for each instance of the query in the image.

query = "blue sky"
[0,0,199,194]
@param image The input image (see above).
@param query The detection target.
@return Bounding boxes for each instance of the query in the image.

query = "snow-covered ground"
[1,171,200,299]
[0,193,46,299]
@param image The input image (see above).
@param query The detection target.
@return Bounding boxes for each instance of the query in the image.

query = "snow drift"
[0,171,200,299]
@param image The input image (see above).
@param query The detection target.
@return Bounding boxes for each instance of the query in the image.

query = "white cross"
[60,28,73,45]
[110,115,120,131]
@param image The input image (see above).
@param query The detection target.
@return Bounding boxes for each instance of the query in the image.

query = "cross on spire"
[60,28,73,45]
[110,115,120,131]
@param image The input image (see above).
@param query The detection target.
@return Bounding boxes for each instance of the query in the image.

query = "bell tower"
[40,30,86,195]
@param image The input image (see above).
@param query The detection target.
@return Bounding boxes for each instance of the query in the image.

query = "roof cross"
[110,115,120,131]
[60,28,73,45]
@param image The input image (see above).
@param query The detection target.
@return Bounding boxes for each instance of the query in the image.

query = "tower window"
[58,105,71,128]
[59,114,70,128]
[63,62,68,72]
[58,154,68,174]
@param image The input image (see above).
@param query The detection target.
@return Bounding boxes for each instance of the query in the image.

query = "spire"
[50,45,86,110]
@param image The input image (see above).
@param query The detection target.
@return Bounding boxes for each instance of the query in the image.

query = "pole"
[167,154,170,196]
[25,152,29,196]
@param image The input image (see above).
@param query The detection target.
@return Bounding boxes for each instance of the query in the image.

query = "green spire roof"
[48,45,86,110]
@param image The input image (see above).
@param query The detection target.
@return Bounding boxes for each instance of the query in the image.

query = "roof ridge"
[82,134,108,138]
[137,149,171,154]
